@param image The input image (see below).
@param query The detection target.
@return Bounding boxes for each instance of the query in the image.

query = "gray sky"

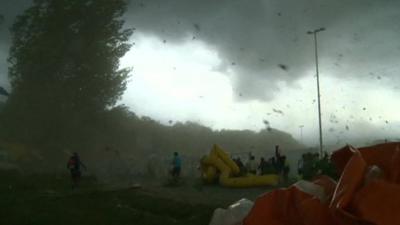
[1,0,400,147]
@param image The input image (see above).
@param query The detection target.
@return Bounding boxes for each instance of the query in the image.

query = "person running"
[171,152,182,179]
[275,145,289,183]
[271,157,277,172]
[298,154,305,178]
[275,145,284,174]
[235,157,246,175]
[246,155,258,175]
[258,157,268,175]
[67,152,86,189]
[282,156,290,183]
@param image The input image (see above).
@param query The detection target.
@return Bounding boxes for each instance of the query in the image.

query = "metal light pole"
[299,125,304,142]
[307,27,325,157]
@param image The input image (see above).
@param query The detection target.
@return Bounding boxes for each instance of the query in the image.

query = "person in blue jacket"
[171,152,182,178]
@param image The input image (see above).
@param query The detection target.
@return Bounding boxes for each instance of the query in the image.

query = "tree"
[0,87,9,96]
[2,0,133,147]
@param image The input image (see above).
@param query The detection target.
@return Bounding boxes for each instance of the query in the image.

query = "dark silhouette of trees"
[2,0,133,146]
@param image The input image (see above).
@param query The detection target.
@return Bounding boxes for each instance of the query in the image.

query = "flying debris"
[163,39,167,43]
[278,64,289,71]
[272,109,284,115]
[377,76,381,80]
[168,120,173,124]
[345,125,349,131]
[263,120,269,126]
[231,62,236,66]
[329,114,339,124]
[385,120,389,124]
[239,93,243,97]
[277,12,282,16]
[192,36,196,40]
[193,23,200,32]
[363,107,366,111]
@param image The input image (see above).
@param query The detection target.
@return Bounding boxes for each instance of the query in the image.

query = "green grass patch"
[0,171,216,225]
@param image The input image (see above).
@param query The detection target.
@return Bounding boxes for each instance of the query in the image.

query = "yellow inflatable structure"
[200,144,279,188]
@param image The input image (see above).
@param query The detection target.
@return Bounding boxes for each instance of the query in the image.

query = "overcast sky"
[1,0,400,147]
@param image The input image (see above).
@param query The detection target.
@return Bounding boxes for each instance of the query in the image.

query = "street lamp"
[307,27,326,157]
[299,125,304,142]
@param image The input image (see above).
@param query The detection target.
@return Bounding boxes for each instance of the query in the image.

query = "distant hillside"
[0,105,305,175]
[88,106,305,158]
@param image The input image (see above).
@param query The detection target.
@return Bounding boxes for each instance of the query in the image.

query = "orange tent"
[244,142,400,225]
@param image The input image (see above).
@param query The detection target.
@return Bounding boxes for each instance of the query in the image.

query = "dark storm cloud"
[1,0,400,99]
[124,0,400,101]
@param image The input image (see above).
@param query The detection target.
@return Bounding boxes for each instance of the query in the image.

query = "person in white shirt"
[246,155,258,174]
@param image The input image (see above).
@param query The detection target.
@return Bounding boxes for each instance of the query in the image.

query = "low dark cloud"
[123,0,400,100]
[1,0,400,100]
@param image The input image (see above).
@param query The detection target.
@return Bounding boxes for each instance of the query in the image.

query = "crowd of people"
[232,145,338,183]
[297,152,337,180]
[233,145,290,183]
[66,146,337,189]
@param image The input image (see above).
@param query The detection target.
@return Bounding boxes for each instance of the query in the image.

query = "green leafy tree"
[2,0,133,147]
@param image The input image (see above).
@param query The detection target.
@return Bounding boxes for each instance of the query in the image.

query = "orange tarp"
[243,142,400,225]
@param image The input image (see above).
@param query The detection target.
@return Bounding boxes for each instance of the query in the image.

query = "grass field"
[0,171,272,225]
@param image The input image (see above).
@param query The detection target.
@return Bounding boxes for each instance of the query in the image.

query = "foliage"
[1,0,133,147]
[299,152,338,180]
[72,105,304,179]
[0,1,304,174]
[93,105,303,156]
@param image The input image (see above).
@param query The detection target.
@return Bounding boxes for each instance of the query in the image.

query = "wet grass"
[0,171,216,225]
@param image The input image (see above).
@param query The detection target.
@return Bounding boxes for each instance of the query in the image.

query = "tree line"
[0,0,303,174]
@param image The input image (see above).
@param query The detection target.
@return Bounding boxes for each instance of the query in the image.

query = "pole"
[299,125,304,142]
[313,32,324,157]
[300,127,303,141]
